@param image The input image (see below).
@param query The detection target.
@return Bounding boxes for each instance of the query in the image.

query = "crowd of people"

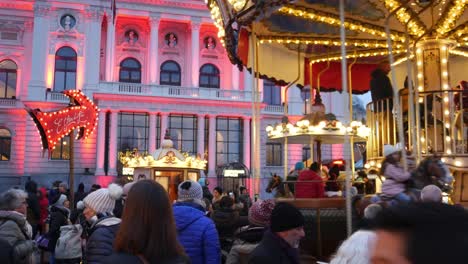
[1,170,468,264]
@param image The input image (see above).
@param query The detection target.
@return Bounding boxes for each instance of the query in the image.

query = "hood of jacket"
[236,226,265,243]
[0,210,29,237]
[173,204,205,232]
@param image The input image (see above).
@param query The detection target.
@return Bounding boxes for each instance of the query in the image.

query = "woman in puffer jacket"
[48,194,71,264]
[83,183,122,264]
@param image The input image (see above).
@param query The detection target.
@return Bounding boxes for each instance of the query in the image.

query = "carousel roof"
[206,0,467,92]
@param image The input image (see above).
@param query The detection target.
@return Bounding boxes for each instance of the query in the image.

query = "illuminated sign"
[27,90,99,156]
[224,169,246,177]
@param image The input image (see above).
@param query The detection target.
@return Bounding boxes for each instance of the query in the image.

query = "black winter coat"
[85,216,120,264]
[370,68,393,111]
[103,252,190,264]
[48,206,69,252]
[248,231,300,264]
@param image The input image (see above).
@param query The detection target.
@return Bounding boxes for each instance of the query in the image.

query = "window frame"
[215,117,243,166]
[0,60,17,99]
[160,60,181,86]
[119,58,142,84]
[263,80,282,105]
[199,63,220,88]
[266,142,283,166]
[0,128,12,161]
[118,112,149,153]
[53,46,77,91]
[51,135,70,160]
[168,114,198,156]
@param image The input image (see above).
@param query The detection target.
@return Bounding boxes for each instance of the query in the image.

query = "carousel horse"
[265,174,293,198]
[355,155,453,217]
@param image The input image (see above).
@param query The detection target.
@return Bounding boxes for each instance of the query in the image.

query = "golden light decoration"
[309,49,406,64]
[119,149,207,170]
[383,0,426,37]
[257,36,404,49]
[227,0,248,12]
[265,119,370,140]
[277,6,406,42]
[435,0,468,36]
[449,48,468,58]
[208,1,226,46]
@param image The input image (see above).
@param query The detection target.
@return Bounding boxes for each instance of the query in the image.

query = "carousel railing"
[366,89,468,162]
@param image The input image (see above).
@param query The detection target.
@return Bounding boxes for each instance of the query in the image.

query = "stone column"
[28,5,50,100]
[108,110,119,176]
[105,16,116,82]
[95,110,107,175]
[85,9,103,91]
[197,114,205,156]
[243,70,253,100]
[208,115,216,177]
[191,19,201,87]
[160,112,169,146]
[232,65,240,90]
[148,112,157,154]
[149,15,160,84]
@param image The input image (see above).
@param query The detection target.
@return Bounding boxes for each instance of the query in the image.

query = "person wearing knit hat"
[248,199,275,227]
[83,183,123,263]
[248,202,305,264]
[420,185,443,203]
[173,180,221,263]
[226,199,275,264]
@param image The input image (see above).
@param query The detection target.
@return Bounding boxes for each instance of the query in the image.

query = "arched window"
[0,60,17,99]
[54,47,77,91]
[199,64,220,88]
[119,58,141,83]
[0,128,11,161]
[160,60,181,86]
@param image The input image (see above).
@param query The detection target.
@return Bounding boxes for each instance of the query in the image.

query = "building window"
[169,114,197,155]
[155,114,161,150]
[51,136,70,160]
[199,64,220,88]
[160,60,181,86]
[263,80,281,105]
[0,60,17,99]
[266,142,282,166]
[0,128,11,161]
[119,58,141,83]
[118,112,149,152]
[302,145,311,162]
[216,117,243,166]
[54,47,77,91]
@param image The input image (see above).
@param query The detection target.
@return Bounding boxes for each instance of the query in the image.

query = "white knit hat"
[383,144,402,157]
[178,180,203,201]
[83,183,122,213]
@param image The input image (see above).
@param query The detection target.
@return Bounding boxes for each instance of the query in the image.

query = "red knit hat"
[248,199,276,227]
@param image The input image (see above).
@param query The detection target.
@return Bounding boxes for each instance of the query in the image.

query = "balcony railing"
[46,91,69,103]
[0,98,18,107]
[97,82,256,102]
[264,104,285,114]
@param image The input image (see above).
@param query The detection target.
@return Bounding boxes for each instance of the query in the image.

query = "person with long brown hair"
[104,180,189,264]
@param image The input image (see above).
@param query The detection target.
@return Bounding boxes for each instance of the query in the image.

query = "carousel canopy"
[207,0,468,92]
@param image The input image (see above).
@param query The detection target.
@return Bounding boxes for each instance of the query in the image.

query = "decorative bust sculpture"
[127,30,137,45]
[166,33,177,47]
[61,15,75,31]
[205,36,216,49]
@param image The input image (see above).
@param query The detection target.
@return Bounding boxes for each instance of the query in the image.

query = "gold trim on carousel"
[449,49,468,58]
[277,6,407,42]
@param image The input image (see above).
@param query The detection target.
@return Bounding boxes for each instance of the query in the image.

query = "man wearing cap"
[173,180,220,264]
[248,202,305,264]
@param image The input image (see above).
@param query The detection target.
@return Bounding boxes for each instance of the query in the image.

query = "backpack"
[55,224,83,259]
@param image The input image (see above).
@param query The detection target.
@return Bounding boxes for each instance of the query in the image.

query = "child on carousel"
[380,144,412,203]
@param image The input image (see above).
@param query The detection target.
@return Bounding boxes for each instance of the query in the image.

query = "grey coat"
[0,210,35,264]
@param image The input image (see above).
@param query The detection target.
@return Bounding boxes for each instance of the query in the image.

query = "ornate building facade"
[0,0,348,194]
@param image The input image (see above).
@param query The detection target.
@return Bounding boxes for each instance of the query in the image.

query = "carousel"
[119,130,207,202]
[206,0,467,259]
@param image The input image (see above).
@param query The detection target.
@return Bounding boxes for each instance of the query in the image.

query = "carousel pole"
[250,31,259,196]
[349,56,358,176]
[339,0,352,238]
[385,5,408,171]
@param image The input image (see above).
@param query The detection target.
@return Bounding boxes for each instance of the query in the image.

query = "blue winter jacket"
[173,203,220,264]
[86,216,121,264]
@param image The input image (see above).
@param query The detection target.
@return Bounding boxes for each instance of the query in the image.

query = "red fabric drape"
[237,28,250,65]
[304,60,377,94]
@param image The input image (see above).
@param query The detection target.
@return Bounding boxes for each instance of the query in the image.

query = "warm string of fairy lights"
[308,49,406,64]
[449,48,468,58]
[227,0,248,12]
[382,0,426,37]
[257,36,404,49]
[435,0,468,36]
[277,6,407,42]
[207,0,226,46]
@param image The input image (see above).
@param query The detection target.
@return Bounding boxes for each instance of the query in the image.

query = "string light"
[435,0,468,36]
[383,0,426,36]
[277,6,406,42]
[257,36,402,49]
[449,49,468,58]
[309,49,406,64]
